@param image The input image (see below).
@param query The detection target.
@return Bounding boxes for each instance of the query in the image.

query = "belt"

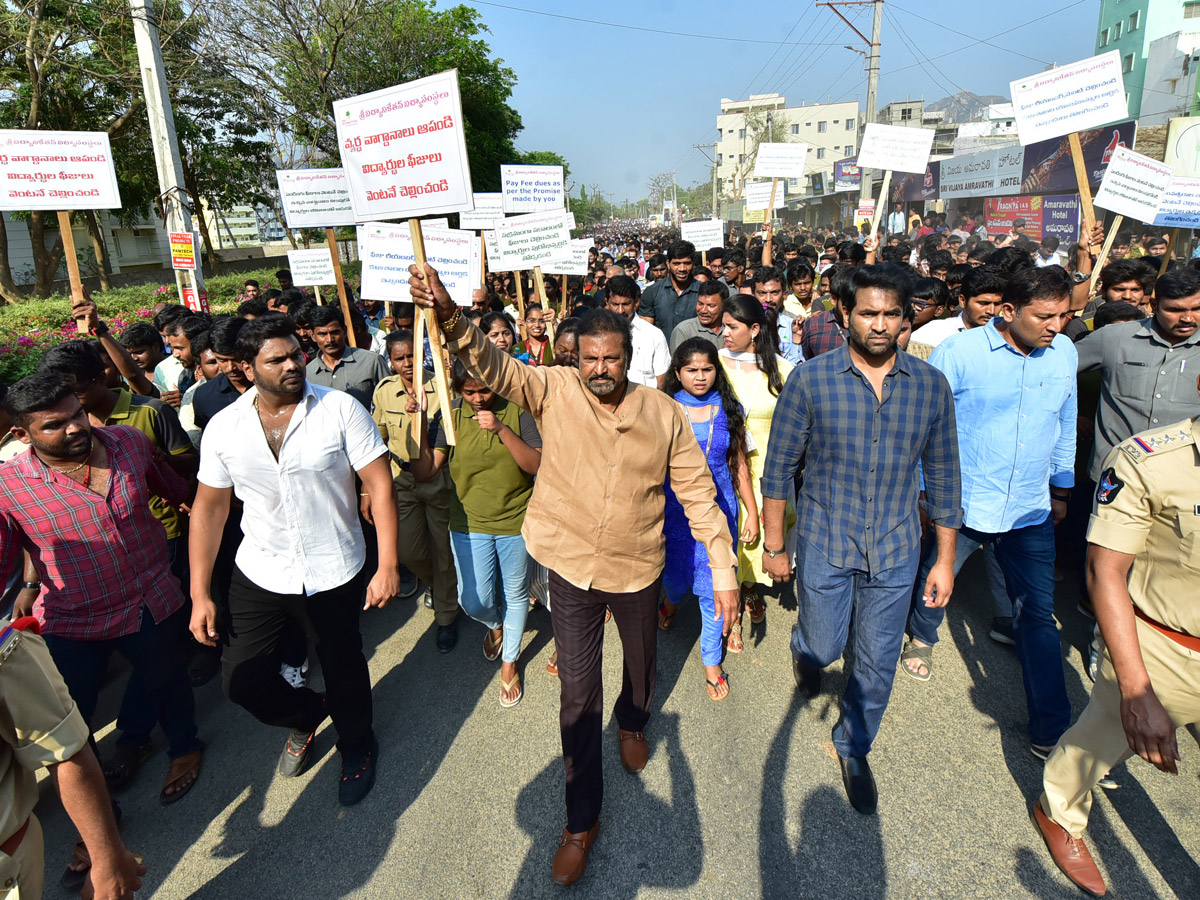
[0,818,28,857]
[1134,607,1200,653]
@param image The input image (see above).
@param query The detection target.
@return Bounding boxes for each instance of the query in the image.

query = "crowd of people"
[0,207,1198,897]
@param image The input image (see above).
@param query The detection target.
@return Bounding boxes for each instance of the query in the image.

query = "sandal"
[705,670,730,702]
[546,650,559,676]
[61,840,90,892]
[744,587,766,624]
[159,749,203,805]
[500,672,523,708]
[658,601,677,632]
[726,620,744,653]
[483,629,502,662]
[901,641,933,682]
[604,607,612,623]
[103,739,153,790]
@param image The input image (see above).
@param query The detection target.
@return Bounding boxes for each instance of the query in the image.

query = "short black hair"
[786,261,815,284]
[38,340,107,384]
[3,372,76,427]
[1039,235,1060,252]
[838,242,866,264]
[604,275,641,301]
[988,245,1035,275]
[844,263,913,315]
[1100,259,1154,294]
[307,305,345,330]
[1002,266,1071,311]
[165,315,210,350]
[153,305,189,332]
[120,321,162,351]
[698,280,726,301]
[275,269,292,280]
[235,312,299,363]
[576,308,633,365]
[1093,301,1143,329]
[960,265,1009,302]
[236,298,269,318]
[750,266,784,290]
[243,279,260,288]
[666,240,695,261]
[1155,267,1200,303]
[912,277,951,311]
[385,330,414,355]
[927,250,954,273]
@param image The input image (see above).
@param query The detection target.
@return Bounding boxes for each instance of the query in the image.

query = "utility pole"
[820,0,883,204]
[130,0,207,311]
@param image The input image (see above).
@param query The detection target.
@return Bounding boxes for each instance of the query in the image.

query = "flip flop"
[61,840,89,892]
[160,749,203,805]
[500,673,523,708]
[705,671,730,702]
[901,641,933,682]
[546,650,559,676]
[103,739,153,790]
[483,629,502,662]
[658,602,677,631]
[726,620,744,654]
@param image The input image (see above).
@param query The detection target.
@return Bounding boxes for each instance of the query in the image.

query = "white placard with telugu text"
[286,248,337,286]
[856,124,936,174]
[276,168,356,228]
[1009,52,1128,146]
[1092,146,1174,222]
[752,142,809,180]
[0,129,121,211]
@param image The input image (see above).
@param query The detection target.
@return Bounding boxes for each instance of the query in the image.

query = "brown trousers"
[394,469,458,626]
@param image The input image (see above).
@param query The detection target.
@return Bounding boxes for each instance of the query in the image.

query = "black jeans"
[549,570,662,833]
[45,605,202,760]
[222,566,372,755]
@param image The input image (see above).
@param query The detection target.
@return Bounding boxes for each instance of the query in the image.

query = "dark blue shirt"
[638,277,701,342]
[191,373,243,433]
[762,345,963,574]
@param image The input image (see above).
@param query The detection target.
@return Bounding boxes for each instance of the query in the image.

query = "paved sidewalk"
[35,557,1200,899]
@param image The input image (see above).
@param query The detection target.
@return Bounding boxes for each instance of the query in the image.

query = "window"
[791,124,799,135]
[900,108,913,121]
[806,122,812,127]
[845,118,855,130]
[1187,1,1200,19]
[845,145,854,155]
[1123,53,1134,73]
[1129,10,1140,31]
[717,153,723,165]
[738,154,745,164]
[1112,21,1122,40]
[818,121,828,132]
[788,178,798,187]
[738,128,746,139]
[817,148,826,159]
[1100,27,1109,46]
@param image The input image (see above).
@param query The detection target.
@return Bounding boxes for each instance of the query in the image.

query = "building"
[1095,0,1188,117]
[714,93,859,217]
[201,202,264,249]
[953,104,1019,154]
[875,100,959,157]
[2,210,174,285]
[1138,30,1200,125]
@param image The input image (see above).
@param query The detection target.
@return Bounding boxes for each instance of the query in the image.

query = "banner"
[752,142,809,179]
[985,194,1080,243]
[855,199,876,224]
[1164,116,1200,178]
[169,232,196,270]
[494,210,571,268]
[0,130,121,211]
[680,218,724,249]
[458,192,506,230]
[1153,176,1200,228]
[856,123,936,174]
[937,146,1024,200]
[833,158,860,192]
[286,248,337,286]
[275,168,356,228]
[500,164,565,213]
[359,221,477,305]
[1092,146,1174,222]
[334,68,474,220]
[181,286,209,314]
[1019,120,1136,195]
[1009,52,1127,145]
[894,164,939,204]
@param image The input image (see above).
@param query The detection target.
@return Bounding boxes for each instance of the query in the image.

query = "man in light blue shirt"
[902,266,1076,759]
[752,266,805,365]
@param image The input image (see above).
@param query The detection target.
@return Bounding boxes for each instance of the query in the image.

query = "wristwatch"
[1071,271,1089,285]
[21,581,40,591]
[764,546,785,559]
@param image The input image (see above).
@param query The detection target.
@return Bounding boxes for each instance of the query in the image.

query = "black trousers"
[222,565,372,755]
[549,570,662,833]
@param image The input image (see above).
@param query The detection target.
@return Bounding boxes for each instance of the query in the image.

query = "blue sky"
[458,0,1098,201]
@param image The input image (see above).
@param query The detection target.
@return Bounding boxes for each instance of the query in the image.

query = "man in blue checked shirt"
[761,263,962,816]
[902,266,1076,761]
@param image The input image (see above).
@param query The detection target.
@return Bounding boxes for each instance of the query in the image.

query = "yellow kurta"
[721,355,796,585]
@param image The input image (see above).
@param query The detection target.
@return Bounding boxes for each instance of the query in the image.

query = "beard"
[586,374,621,398]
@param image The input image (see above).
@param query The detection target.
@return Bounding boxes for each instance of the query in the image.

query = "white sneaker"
[280,659,309,689]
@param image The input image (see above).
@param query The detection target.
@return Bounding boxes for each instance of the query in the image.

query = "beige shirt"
[1086,417,1200,636]
[444,316,739,593]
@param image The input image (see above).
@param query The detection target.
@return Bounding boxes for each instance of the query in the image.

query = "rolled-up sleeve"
[761,370,810,500]
[443,316,559,417]
[1051,352,1078,490]
[919,375,963,528]
[1086,447,1150,555]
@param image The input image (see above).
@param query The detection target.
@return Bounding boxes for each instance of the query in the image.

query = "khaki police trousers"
[0,814,44,900]
[394,470,458,626]
[1041,619,1200,837]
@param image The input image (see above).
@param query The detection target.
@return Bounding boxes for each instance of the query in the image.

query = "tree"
[724,108,791,203]
[517,149,569,182]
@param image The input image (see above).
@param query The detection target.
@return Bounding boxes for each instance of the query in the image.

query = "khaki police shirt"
[0,620,89,842]
[1086,417,1200,636]
[371,372,441,475]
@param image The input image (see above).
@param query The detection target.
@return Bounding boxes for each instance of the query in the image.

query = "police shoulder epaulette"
[1118,422,1196,464]
[0,617,37,665]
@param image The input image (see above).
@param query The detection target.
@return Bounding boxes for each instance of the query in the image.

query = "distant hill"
[926,91,1007,123]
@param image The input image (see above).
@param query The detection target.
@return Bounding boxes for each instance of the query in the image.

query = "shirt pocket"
[1180,512,1200,573]
[1113,359,1151,400]
[301,431,345,472]
[1037,373,1072,414]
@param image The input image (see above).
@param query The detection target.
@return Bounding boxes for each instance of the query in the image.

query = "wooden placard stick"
[313,285,323,305]
[560,274,568,318]
[514,272,527,340]
[869,171,892,239]
[1067,133,1097,235]
[480,233,487,288]
[1160,228,1179,276]
[409,301,427,447]
[58,211,87,334]
[763,178,778,261]
[326,227,357,348]
[409,219,456,445]
[1088,213,1122,297]
[534,265,555,346]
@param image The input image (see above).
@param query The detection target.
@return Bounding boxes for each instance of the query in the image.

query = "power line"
[887,2,1052,66]
[738,3,821,100]
[884,6,968,99]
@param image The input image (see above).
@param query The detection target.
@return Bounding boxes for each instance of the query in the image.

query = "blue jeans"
[450,531,530,664]
[906,516,1071,747]
[790,535,920,759]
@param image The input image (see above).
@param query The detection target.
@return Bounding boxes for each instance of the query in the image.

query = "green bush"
[0,263,362,383]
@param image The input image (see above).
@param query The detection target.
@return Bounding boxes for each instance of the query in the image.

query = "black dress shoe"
[838,754,878,815]
[338,736,378,806]
[792,657,822,699]
[436,621,458,653]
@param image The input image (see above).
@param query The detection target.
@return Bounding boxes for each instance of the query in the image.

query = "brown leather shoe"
[1032,802,1107,897]
[551,822,599,886]
[618,729,648,774]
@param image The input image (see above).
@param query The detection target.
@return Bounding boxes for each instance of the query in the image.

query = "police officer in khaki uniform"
[1032,397,1200,898]
[0,617,145,900]
[367,331,460,653]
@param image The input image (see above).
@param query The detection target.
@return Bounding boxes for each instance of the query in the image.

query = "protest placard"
[494,210,571,268]
[1092,146,1174,222]
[275,168,356,228]
[543,239,592,276]
[334,68,474,220]
[1009,52,1127,146]
[680,218,725,249]
[741,208,768,224]
[856,124,936,174]
[500,165,565,213]
[855,200,876,223]
[743,180,787,211]
[1153,175,1200,228]
[170,232,196,270]
[359,221,476,305]
[423,217,449,230]
[458,192,506,229]
[287,248,337,286]
[752,142,809,180]
[0,129,121,210]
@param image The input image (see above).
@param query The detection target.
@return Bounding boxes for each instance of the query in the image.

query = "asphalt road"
[35,554,1200,900]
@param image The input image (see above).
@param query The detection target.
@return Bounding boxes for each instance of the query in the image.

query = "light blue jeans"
[450,531,530,664]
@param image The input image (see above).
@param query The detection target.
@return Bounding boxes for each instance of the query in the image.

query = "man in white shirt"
[1034,235,1063,268]
[188,314,401,806]
[604,276,670,388]
[886,203,906,237]
[910,265,1008,349]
